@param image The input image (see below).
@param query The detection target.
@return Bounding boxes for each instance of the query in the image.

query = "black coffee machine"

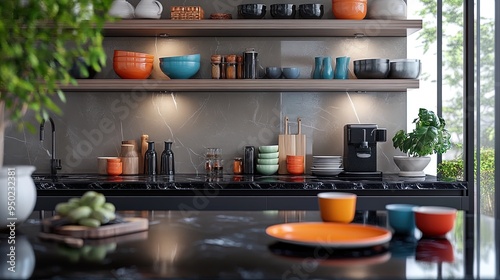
[339,124,387,178]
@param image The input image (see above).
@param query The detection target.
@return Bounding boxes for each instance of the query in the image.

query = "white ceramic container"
[108,0,135,19]
[135,0,163,19]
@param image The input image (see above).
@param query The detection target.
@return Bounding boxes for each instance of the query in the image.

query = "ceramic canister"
[120,144,139,175]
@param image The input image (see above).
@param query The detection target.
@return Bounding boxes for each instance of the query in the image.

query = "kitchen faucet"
[40,117,62,176]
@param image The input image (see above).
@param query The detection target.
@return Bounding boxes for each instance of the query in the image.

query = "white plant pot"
[0,166,37,229]
[393,156,430,177]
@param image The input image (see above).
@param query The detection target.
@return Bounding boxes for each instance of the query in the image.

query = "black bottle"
[144,141,157,175]
[160,141,175,175]
[243,146,255,174]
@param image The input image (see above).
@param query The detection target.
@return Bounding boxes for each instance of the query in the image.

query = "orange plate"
[266,222,392,248]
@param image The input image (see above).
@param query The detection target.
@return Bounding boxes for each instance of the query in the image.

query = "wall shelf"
[60,79,419,92]
[103,19,422,37]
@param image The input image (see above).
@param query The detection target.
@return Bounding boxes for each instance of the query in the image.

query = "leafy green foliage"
[437,147,495,216]
[392,108,452,157]
[0,0,113,130]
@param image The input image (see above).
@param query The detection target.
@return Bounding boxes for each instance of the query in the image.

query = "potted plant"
[392,108,452,177]
[0,0,113,228]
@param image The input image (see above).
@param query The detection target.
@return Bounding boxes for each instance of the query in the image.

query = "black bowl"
[298,4,324,19]
[238,4,266,19]
[270,4,296,19]
[353,59,390,79]
[69,57,98,79]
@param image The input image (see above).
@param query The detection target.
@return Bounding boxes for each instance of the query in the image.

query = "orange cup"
[317,192,357,223]
[107,158,122,176]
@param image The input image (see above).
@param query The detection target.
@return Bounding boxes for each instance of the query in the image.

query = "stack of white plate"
[311,156,343,176]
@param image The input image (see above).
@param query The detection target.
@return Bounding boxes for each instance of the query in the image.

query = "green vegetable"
[55,202,74,216]
[102,202,116,212]
[67,206,92,222]
[91,208,115,224]
[89,193,106,209]
[55,191,116,227]
[78,217,101,228]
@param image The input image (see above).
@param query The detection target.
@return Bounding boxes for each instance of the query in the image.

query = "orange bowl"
[114,50,154,59]
[286,155,304,164]
[286,164,304,175]
[332,0,367,19]
[113,57,155,63]
[113,61,153,79]
[414,206,457,237]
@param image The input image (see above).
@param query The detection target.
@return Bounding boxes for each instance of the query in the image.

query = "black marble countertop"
[33,174,469,211]
[34,173,467,191]
[2,210,492,280]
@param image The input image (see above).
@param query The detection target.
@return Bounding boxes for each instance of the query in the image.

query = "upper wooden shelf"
[59,79,419,92]
[103,19,422,37]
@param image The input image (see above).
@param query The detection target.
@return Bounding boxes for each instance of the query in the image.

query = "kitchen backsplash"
[4,0,409,174]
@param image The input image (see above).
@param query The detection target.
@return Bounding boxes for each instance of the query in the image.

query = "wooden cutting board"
[278,117,306,174]
[42,216,149,239]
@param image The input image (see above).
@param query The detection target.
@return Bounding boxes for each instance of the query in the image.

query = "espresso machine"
[339,124,387,178]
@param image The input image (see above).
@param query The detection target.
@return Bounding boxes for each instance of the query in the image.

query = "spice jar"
[233,157,243,174]
[107,158,122,176]
[211,54,221,79]
[220,55,226,79]
[226,54,236,79]
[236,55,243,79]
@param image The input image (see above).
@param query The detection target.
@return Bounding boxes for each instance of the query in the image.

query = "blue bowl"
[159,54,201,62]
[386,204,418,235]
[159,61,200,79]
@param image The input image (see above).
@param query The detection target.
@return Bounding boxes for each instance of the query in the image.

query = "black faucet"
[40,117,62,176]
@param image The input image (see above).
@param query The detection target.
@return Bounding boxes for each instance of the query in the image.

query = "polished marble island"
[2,210,496,280]
[33,173,469,211]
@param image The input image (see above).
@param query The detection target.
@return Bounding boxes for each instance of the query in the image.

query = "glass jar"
[211,54,221,79]
[233,157,243,174]
[226,54,236,79]
[236,55,243,79]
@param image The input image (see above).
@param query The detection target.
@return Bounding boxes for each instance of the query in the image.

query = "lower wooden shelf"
[59,79,419,92]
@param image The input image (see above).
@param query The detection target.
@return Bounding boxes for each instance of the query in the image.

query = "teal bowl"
[159,54,201,62]
[159,61,200,79]
[257,158,279,165]
[259,145,279,153]
[256,164,279,175]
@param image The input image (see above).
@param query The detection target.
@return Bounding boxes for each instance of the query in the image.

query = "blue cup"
[386,204,417,235]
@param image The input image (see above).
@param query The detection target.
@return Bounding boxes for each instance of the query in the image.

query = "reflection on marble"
[8,210,497,279]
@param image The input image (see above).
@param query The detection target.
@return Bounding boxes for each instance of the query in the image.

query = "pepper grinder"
[160,141,175,175]
[144,141,157,175]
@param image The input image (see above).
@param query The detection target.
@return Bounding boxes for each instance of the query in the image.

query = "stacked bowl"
[256,145,279,175]
[159,54,201,79]
[286,155,304,175]
[311,156,343,176]
[113,50,154,79]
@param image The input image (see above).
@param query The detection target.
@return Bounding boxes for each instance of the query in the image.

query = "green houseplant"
[0,0,113,165]
[392,108,452,176]
[0,0,113,228]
